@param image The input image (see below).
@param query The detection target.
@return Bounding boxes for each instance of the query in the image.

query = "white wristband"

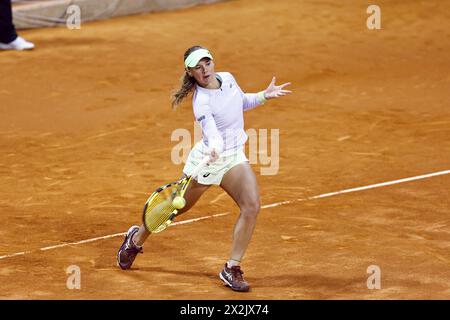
[256,91,267,104]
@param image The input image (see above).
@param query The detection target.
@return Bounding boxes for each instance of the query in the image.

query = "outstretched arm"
[263,76,292,99]
[242,76,292,111]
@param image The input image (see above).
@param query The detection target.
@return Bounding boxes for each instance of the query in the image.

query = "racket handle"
[190,155,211,178]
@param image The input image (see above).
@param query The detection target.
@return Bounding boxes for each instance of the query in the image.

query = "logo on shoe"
[203,173,210,178]
[223,270,233,281]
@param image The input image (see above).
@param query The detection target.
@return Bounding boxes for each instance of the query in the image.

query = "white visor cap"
[184,48,213,68]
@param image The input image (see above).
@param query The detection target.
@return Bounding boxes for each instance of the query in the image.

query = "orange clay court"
[0,0,449,299]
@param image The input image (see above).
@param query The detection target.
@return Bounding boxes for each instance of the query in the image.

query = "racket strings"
[146,197,171,223]
[144,185,178,232]
[143,178,189,233]
[142,156,208,233]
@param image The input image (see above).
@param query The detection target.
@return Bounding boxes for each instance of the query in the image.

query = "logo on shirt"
[197,115,206,122]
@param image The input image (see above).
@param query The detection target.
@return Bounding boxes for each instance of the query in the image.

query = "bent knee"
[240,200,261,218]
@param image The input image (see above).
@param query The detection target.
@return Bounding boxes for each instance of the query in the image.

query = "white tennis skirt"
[183,141,248,185]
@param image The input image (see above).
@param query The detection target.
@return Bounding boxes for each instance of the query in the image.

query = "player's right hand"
[209,148,219,164]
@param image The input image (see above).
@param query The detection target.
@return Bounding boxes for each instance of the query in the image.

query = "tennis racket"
[142,155,210,233]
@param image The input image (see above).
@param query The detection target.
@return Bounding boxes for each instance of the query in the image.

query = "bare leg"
[220,162,260,264]
[133,177,210,246]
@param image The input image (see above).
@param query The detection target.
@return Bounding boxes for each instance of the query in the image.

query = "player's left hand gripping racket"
[142,155,210,233]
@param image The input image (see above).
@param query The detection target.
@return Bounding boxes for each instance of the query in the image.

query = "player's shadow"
[252,273,365,295]
[132,266,218,279]
[133,268,362,292]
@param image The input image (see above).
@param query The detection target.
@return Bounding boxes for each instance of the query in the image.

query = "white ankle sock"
[227,259,240,268]
[131,234,142,248]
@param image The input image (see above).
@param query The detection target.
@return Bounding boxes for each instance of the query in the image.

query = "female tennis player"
[118,45,291,292]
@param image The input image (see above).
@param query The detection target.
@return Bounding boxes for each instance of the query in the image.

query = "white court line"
[1,169,449,261]
[171,212,230,226]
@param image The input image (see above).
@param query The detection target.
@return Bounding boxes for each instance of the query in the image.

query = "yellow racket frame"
[142,155,210,233]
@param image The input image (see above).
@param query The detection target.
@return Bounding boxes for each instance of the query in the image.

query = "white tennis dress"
[183,72,266,185]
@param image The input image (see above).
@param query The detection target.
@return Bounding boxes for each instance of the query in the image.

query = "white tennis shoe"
[0,36,35,51]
